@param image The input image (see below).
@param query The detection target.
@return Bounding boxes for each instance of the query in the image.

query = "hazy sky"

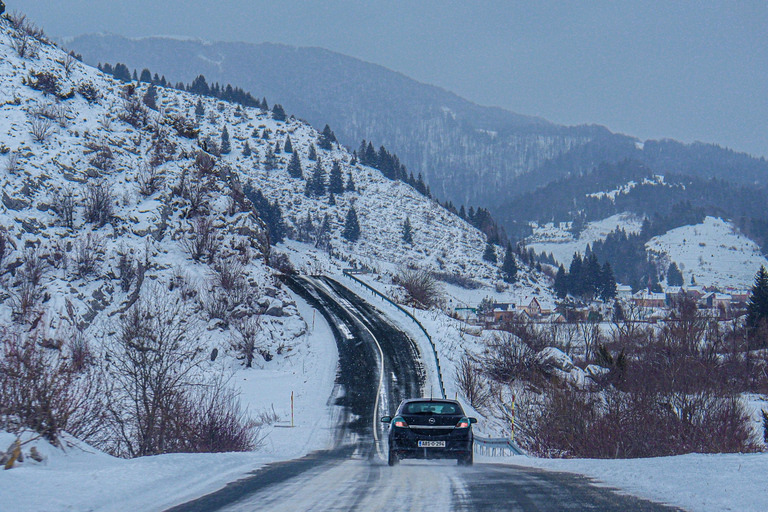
[12,1,768,157]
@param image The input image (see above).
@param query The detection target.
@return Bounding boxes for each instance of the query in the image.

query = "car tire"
[458,451,473,466]
[388,448,399,466]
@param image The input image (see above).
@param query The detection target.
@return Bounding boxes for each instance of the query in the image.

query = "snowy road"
[168,276,683,512]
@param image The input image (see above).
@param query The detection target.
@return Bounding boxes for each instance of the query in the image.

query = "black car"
[381,398,477,466]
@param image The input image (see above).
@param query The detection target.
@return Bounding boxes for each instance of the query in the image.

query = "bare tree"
[455,354,492,410]
[231,317,261,368]
[394,267,443,308]
[106,286,203,457]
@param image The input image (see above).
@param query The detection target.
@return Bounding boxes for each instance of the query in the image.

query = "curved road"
[167,276,684,512]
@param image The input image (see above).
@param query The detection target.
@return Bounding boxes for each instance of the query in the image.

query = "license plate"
[418,441,446,448]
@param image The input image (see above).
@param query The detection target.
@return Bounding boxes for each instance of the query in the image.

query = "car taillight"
[456,418,470,428]
[393,416,408,428]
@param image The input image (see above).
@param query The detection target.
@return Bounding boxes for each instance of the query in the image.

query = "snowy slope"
[646,216,768,289]
[526,212,644,266]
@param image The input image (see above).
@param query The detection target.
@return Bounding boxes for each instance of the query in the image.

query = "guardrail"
[342,270,447,399]
[474,437,525,456]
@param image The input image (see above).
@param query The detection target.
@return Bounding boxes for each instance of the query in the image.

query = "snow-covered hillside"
[526,212,644,266]
[646,216,768,289]
[0,13,517,461]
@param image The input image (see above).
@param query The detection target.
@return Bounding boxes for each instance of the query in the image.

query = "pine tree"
[316,214,332,250]
[195,98,205,117]
[318,124,337,150]
[142,84,158,110]
[139,68,152,83]
[308,144,318,161]
[501,244,518,283]
[747,266,768,331]
[271,103,286,122]
[402,217,413,244]
[599,262,617,301]
[287,152,303,178]
[261,129,270,140]
[132,69,138,81]
[667,262,684,286]
[328,192,336,206]
[568,253,584,297]
[554,265,568,298]
[459,205,466,219]
[113,63,132,82]
[263,147,277,170]
[342,207,361,242]
[329,160,344,194]
[274,140,282,154]
[242,141,252,157]
[482,242,497,264]
[308,161,326,196]
[220,125,231,154]
[284,136,293,153]
[346,171,356,192]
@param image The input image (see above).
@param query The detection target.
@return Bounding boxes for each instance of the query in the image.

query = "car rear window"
[403,402,461,415]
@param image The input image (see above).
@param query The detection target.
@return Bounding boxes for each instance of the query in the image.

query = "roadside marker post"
[511,394,516,442]
[291,391,294,428]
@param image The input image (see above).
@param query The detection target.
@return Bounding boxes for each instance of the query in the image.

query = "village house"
[631,291,667,308]
[518,297,542,318]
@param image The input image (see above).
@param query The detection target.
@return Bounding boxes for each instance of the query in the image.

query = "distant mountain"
[66,34,768,231]
[65,34,606,207]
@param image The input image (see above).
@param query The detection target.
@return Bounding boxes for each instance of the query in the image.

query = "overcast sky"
[12,0,768,157]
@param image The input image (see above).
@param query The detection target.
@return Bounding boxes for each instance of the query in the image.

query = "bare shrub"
[10,249,48,322]
[60,53,78,76]
[431,271,482,290]
[394,267,443,308]
[136,164,165,197]
[175,378,262,453]
[182,216,218,262]
[9,12,49,42]
[517,385,758,458]
[270,251,295,274]
[51,186,76,229]
[0,227,10,272]
[85,139,115,172]
[29,117,55,143]
[166,113,199,139]
[78,82,101,104]
[11,34,37,59]
[119,97,149,128]
[116,246,137,292]
[4,150,20,174]
[194,150,217,176]
[106,286,202,457]
[149,127,177,167]
[456,354,492,410]
[185,179,211,217]
[26,70,60,96]
[480,332,537,384]
[0,326,106,445]
[83,180,114,227]
[73,233,104,278]
[231,317,261,368]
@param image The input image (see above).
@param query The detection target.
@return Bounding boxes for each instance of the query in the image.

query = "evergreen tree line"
[356,140,431,198]
[553,253,617,301]
[98,63,266,110]
[242,185,286,244]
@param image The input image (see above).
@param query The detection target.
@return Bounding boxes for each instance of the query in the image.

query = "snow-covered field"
[647,216,768,289]
[507,452,768,512]
[527,213,644,266]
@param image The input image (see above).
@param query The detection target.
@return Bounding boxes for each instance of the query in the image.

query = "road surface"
[167,276,683,512]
